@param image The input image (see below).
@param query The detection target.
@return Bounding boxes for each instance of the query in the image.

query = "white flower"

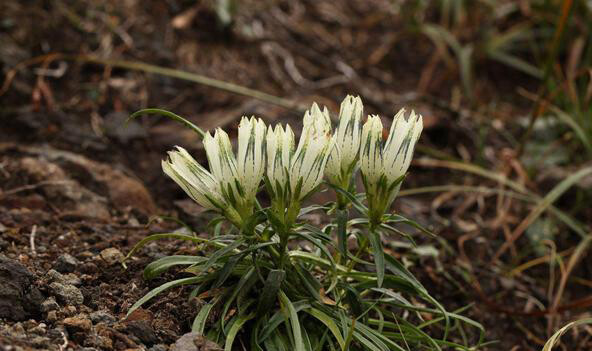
[266,124,295,198]
[237,116,267,200]
[291,103,332,199]
[162,147,226,211]
[382,109,423,184]
[359,115,385,191]
[266,103,332,202]
[325,95,363,186]
[360,109,423,222]
[203,127,240,204]
[163,116,266,226]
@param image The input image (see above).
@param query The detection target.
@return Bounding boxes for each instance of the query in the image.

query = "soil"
[1,1,590,350]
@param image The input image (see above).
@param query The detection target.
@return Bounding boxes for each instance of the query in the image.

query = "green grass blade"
[129,108,206,138]
[192,303,215,334]
[304,308,346,350]
[368,229,385,288]
[144,255,208,280]
[224,313,255,351]
[126,276,204,318]
[123,233,220,268]
[256,269,286,317]
[336,209,349,260]
[279,291,305,351]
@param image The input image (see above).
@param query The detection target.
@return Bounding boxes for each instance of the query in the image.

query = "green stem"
[346,235,369,273]
[279,234,289,269]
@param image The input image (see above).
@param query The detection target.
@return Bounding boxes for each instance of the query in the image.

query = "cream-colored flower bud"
[162,147,226,211]
[359,109,423,224]
[382,109,423,184]
[325,95,363,186]
[266,123,295,197]
[290,103,333,200]
[237,116,266,200]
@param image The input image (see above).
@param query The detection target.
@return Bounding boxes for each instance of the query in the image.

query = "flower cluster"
[162,95,423,231]
[360,109,423,225]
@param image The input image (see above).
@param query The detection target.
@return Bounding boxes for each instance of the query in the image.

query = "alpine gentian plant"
[360,109,423,227]
[125,97,483,351]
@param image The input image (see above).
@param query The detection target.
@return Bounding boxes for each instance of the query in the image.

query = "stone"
[171,332,222,351]
[46,310,58,322]
[49,282,84,305]
[148,345,168,351]
[90,310,116,324]
[99,248,124,266]
[29,323,47,335]
[30,336,51,347]
[0,254,44,321]
[65,305,77,315]
[62,316,92,333]
[55,254,79,273]
[41,297,59,312]
[47,269,81,286]
[126,320,158,345]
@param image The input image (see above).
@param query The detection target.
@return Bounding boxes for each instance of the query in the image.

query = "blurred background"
[1,0,591,349]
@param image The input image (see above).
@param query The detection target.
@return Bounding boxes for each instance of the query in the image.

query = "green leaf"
[368,230,385,288]
[304,308,345,350]
[291,232,336,274]
[383,254,426,294]
[146,215,195,235]
[383,213,434,237]
[352,331,383,351]
[212,254,241,288]
[256,269,286,317]
[324,182,368,214]
[259,300,310,342]
[143,255,207,280]
[128,108,206,138]
[293,265,322,301]
[123,233,217,268]
[336,209,349,259]
[192,303,215,334]
[126,276,204,318]
[200,239,244,275]
[225,313,255,351]
[354,322,404,351]
[278,291,305,351]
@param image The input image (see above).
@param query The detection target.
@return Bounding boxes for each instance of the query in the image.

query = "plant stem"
[346,235,369,273]
[279,234,289,269]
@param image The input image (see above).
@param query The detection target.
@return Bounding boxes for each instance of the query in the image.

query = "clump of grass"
[124,96,484,350]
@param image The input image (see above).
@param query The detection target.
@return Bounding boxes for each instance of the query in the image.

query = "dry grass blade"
[493,166,592,261]
[2,53,301,112]
[415,158,589,238]
[76,56,302,112]
[542,318,592,351]
[549,236,592,314]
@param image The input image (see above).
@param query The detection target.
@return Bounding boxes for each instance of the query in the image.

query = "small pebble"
[46,311,58,322]
[62,315,92,333]
[99,248,124,266]
[55,254,79,273]
[49,282,84,305]
[90,310,116,325]
[65,305,77,315]
[41,297,59,312]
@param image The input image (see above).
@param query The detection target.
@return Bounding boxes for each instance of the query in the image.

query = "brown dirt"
[1,1,590,350]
